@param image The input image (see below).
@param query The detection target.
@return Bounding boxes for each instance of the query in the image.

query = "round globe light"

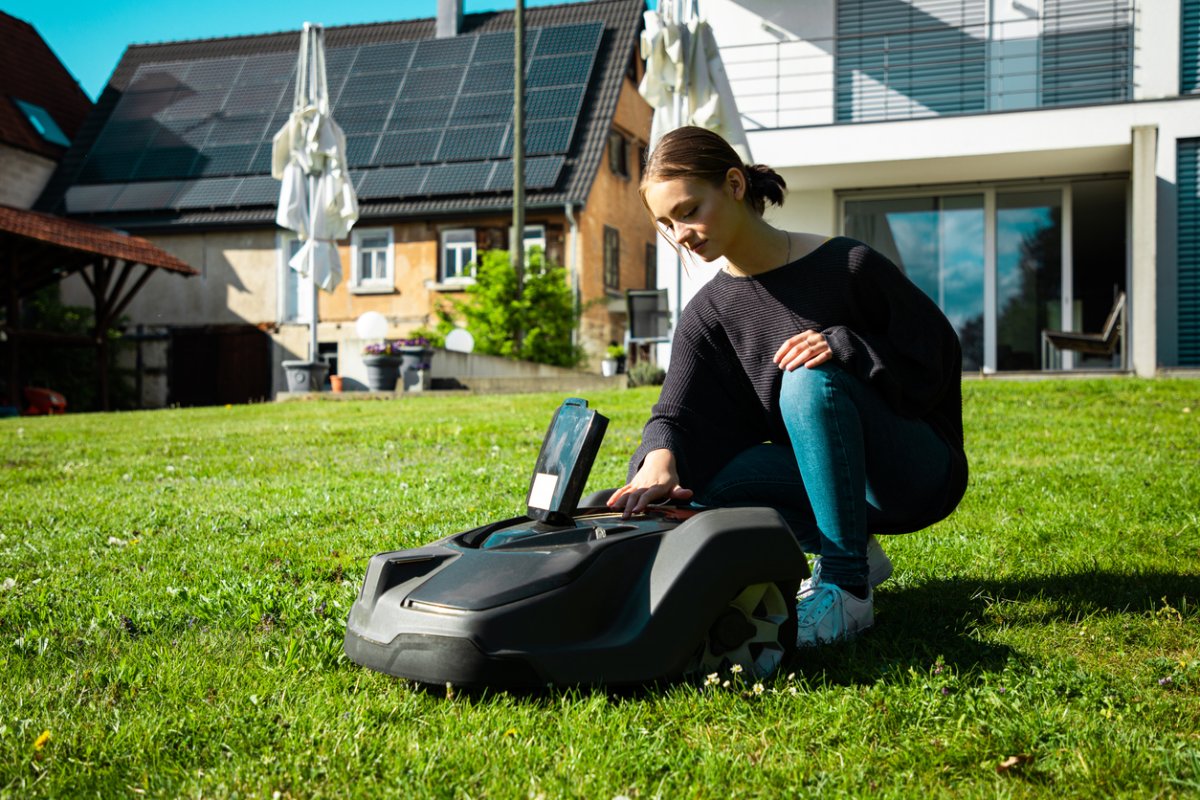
[445,327,475,353]
[356,311,388,340]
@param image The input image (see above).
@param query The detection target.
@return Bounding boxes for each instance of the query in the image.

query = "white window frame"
[523,224,546,257]
[350,227,395,294]
[276,232,307,324]
[441,228,477,284]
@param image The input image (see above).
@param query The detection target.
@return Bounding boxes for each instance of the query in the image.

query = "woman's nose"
[672,222,692,244]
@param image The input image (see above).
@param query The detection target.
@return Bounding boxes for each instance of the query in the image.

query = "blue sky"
[4,0,643,101]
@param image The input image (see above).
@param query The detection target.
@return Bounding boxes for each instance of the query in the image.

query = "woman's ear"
[725,167,746,201]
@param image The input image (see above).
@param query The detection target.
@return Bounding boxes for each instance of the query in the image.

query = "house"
[0,11,92,208]
[663,0,1200,376]
[36,0,656,406]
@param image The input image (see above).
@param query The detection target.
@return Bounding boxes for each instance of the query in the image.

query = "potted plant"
[395,337,434,391]
[601,343,625,377]
[361,342,402,391]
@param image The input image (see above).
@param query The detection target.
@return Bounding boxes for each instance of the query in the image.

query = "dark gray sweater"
[629,236,968,532]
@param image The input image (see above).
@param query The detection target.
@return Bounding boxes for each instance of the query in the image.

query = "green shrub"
[627,360,666,387]
[452,247,585,368]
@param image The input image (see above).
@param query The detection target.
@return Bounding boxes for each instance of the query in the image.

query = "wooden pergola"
[0,204,197,411]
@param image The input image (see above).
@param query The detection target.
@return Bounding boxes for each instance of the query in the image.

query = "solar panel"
[388,97,453,131]
[449,92,512,126]
[172,177,245,208]
[353,42,415,75]
[133,148,200,180]
[78,152,144,183]
[404,65,466,98]
[109,180,184,211]
[436,124,505,162]
[204,114,272,145]
[415,35,475,68]
[64,184,127,213]
[80,20,601,196]
[526,53,594,89]
[333,103,391,135]
[185,59,242,89]
[197,143,257,176]
[345,135,380,167]
[506,118,574,156]
[486,155,563,191]
[231,175,279,205]
[422,161,494,195]
[337,74,402,106]
[526,86,585,120]
[356,165,429,198]
[376,130,442,165]
[531,22,602,57]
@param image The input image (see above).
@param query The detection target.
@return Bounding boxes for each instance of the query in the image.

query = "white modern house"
[663,0,1200,376]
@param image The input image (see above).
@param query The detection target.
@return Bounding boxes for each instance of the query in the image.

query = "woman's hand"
[607,448,693,519]
[773,330,832,371]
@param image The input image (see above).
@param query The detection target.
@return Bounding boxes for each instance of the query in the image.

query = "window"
[523,225,546,257]
[1184,0,1200,95]
[13,99,70,147]
[645,243,657,289]
[351,228,394,293]
[442,228,477,282]
[277,234,306,324]
[608,131,628,177]
[603,226,620,292]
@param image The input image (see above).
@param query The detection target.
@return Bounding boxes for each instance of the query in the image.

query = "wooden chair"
[1041,291,1127,370]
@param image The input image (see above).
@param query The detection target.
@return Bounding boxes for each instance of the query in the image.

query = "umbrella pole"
[308,174,319,364]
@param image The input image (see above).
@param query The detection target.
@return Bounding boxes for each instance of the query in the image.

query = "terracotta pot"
[330,375,344,393]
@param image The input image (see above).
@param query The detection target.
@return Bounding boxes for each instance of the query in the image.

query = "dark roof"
[0,204,196,275]
[0,12,93,159]
[36,0,646,231]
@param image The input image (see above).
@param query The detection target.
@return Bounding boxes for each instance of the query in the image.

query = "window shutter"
[1183,0,1200,94]
[836,0,987,122]
[1041,0,1133,107]
[1179,138,1200,366]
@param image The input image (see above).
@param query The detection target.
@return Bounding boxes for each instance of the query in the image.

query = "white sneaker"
[799,534,893,598]
[795,583,874,647]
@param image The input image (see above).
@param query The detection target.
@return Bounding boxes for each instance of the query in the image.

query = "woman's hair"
[640,126,786,215]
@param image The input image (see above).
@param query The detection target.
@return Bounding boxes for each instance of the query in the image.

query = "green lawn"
[1,380,1198,798]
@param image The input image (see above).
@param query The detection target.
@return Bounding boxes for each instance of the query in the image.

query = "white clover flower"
[730,663,743,675]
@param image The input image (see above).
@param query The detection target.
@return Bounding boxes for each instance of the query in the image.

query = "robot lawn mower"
[344,398,810,688]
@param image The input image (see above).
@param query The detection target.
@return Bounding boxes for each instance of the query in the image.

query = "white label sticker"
[528,472,558,510]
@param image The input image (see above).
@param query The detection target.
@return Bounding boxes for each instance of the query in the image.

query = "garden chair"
[1041,290,1127,370]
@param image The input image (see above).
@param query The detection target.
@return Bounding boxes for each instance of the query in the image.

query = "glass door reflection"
[995,190,1062,370]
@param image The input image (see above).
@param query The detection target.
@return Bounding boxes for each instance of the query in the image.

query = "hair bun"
[743,164,787,214]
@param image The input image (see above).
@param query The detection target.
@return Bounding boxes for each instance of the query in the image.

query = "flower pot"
[330,375,344,393]
[397,347,434,392]
[282,360,329,393]
[362,355,401,391]
[601,358,618,377]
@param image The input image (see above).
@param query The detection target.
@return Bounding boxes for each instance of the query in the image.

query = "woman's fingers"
[775,331,830,371]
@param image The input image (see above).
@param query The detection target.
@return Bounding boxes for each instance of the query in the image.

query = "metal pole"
[512,0,526,296]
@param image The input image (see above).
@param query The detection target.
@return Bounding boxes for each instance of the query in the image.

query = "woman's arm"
[607,448,694,519]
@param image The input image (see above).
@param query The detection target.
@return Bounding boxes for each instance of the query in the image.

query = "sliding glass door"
[844,179,1125,372]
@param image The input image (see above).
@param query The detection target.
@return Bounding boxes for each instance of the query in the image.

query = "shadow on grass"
[794,568,1199,685]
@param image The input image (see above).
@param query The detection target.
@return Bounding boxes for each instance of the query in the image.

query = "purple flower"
[940,686,951,696]
[1159,676,1173,687]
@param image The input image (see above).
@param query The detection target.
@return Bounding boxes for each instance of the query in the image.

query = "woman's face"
[643,170,745,262]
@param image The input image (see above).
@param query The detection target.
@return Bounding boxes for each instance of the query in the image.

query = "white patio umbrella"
[272,22,359,367]
[638,0,751,368]
[638,0,750,161]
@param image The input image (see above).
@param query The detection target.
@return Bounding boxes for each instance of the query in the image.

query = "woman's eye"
[680,207,696,220]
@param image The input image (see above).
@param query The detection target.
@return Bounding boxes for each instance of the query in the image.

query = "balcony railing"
[720,1,1135,130]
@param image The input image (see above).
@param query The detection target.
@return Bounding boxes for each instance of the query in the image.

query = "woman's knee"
[779,363,843,412]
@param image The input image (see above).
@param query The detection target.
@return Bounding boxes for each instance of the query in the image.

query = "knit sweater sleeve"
[822,242,962,417]
[627,302,760,490]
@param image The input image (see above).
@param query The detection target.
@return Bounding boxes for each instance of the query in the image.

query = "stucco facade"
[0,143,57,209]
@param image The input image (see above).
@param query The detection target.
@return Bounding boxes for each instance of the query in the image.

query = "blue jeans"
[693,364,952,588]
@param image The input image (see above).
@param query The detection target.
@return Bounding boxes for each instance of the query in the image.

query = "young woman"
[607,126,968,646]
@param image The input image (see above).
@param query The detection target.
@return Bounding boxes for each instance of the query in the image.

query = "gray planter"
[282,360,329,393]
[397,347,434,391]
[362,355,400,391]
